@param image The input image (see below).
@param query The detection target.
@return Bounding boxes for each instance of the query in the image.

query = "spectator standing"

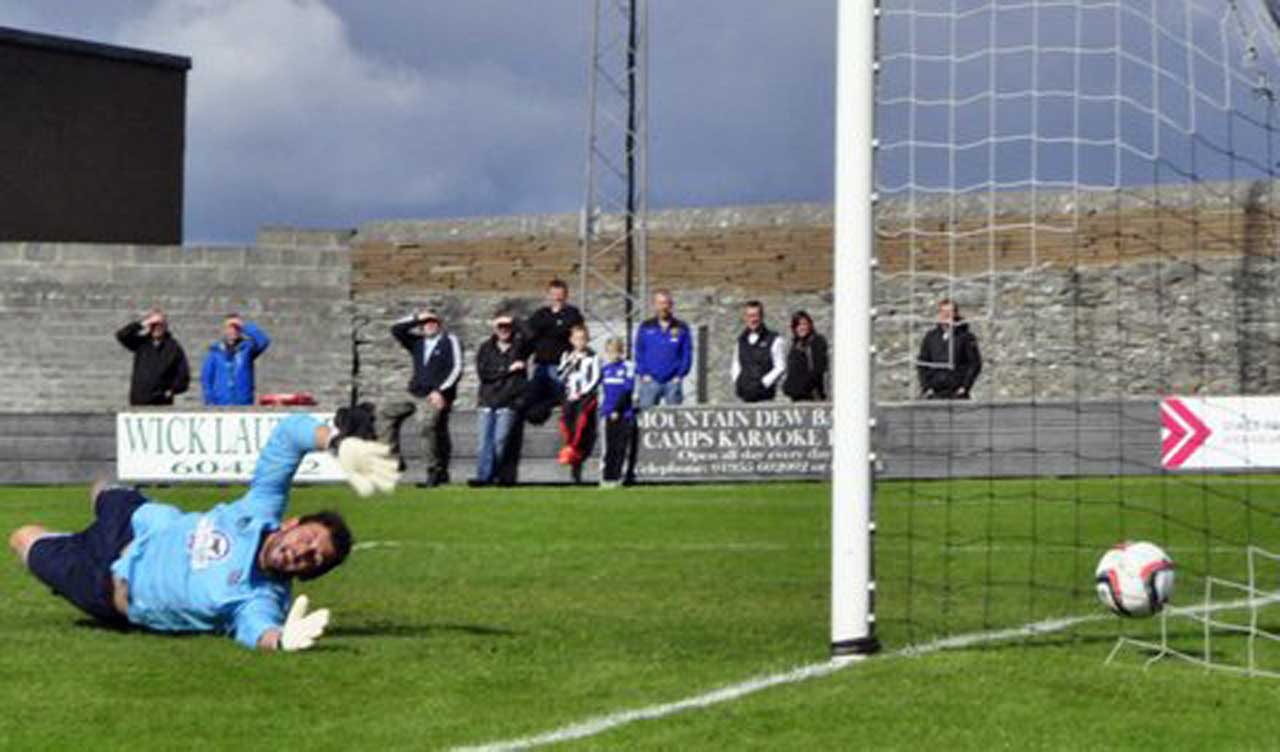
[557,324,601,483]
[200,315,271,406]
[379,309,463,486]
[116,308,190,406]
[782,310,829,402]
[470,313,527,487]
[731,300,786,403]
[520,279,584,424]
[634,289,692,408]
[599,338,639,488]
[917,298,983,400]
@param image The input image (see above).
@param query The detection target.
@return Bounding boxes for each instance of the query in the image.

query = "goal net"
[866,0,1280,651]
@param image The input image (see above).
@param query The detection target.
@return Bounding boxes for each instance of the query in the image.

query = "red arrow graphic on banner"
[1161,403,1186,462]
[1161,398,1212,469]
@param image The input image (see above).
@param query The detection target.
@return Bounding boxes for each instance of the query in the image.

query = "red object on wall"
[258,392,317,406]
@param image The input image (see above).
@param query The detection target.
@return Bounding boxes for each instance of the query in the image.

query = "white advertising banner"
[1160,396,1280,470]
[634,405,832,480]
[116,412,345,482]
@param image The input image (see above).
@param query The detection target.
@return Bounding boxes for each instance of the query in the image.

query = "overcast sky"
[0,0,837,242]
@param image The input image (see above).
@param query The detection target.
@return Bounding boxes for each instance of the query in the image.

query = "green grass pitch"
[2,479,1280,750]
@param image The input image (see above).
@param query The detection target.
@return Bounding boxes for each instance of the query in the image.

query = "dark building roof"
[0,25,191,71]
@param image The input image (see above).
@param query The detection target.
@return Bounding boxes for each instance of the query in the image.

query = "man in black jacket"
[378,309,463,486]
[116,308,191,406]
[519,279,584,424]
[916,299,982,399]
[732,301,787,403]
[470,313,527,487]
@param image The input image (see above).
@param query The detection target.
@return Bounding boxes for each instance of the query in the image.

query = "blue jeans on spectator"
[475,407,517,483]
[637,378,684,408]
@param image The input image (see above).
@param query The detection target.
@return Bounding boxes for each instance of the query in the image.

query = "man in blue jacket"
[201,315,271,406]
[634,290,693,408]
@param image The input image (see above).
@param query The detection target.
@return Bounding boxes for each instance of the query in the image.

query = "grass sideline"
[0,479,1277,750]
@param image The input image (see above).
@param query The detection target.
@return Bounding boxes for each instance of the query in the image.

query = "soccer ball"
[1095,541,1175,617]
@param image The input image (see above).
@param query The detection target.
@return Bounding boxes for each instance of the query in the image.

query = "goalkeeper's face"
[261,519,339,579]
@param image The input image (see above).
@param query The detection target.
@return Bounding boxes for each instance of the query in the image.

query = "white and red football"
[1095,541,1175,617]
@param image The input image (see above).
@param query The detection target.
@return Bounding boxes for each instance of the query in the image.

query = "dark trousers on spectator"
[559,395,598,482]
[602,414,638,485]
[523,362,563,425]
[378,398,452,483]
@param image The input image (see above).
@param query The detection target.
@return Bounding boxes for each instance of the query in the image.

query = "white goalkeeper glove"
[280,595,329,652]
[337,437,401,497]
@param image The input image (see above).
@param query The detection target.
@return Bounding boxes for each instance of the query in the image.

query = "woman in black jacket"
[782,310,829,402]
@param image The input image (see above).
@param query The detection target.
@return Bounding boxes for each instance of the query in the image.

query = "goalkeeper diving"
[7,407,400,651]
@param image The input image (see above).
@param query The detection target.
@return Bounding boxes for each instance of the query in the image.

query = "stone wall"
[351,187,1280,408]
[873,257,1280,402]
[873,181,1280,401]
[0,228,353,412]
[350,205,835,408]
[6,189,1278,415]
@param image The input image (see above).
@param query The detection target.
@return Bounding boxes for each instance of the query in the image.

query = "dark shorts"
[27,486,146,627]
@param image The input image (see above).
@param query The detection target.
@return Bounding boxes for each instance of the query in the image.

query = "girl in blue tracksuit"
[599,338,638,487]
[201,316,271,406]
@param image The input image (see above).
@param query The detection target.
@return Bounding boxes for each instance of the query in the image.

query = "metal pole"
[636,0,650,347]
[579,0,602,314]
[831,0,881,658]
[624,0,639,353]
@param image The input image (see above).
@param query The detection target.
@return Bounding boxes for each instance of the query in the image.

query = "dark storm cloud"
[0,1,837,242]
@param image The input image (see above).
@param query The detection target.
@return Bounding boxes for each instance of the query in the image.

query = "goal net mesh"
[873,0,1280,648]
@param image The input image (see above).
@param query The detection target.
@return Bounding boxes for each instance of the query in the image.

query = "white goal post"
[831,0,881,657]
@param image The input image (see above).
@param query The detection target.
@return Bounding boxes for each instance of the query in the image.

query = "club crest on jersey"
[188,516,232,570]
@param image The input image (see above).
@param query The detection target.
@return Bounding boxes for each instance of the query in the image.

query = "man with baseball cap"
[379,308,463,487]
[470,311,527,486]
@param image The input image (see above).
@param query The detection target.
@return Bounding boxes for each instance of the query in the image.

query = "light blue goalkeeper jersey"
[110,414,322,648]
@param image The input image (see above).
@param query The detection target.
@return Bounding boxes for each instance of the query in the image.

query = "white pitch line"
[451,590,1280,752]
[352,540,403,551]
[355,539,1259,556]
[450,611,1104,752]
[449,660,853,752]
[896,611,1107,656]
[353,540,807,553]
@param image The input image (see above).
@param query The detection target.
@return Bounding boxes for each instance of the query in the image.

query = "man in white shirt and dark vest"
[731,300,787,403]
